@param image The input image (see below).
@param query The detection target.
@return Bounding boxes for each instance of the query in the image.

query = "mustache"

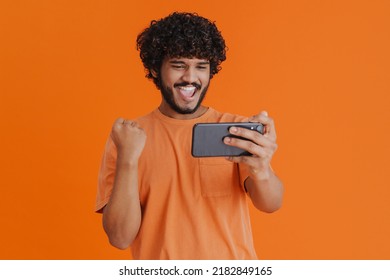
[174,82,201,90]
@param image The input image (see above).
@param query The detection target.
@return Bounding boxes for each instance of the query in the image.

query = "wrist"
[116,154,139,169]
[250,166,272,181]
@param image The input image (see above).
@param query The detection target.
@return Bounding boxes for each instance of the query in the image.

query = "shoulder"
[207,107,248,123]
[133,110,157,126]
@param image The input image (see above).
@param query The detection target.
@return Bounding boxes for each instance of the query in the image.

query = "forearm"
[245,167,284,213]
[103,158,141,249]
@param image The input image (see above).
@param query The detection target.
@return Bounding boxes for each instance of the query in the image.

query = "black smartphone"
[191,122,264,157]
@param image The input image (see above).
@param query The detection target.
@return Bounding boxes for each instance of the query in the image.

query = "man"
[95,12,284,260]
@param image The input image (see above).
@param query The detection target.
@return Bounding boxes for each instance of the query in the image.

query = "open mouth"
[178,85,197,98]
[174,83,201,101]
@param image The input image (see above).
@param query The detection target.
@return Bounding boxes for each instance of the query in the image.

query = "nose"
[181,67,198,84]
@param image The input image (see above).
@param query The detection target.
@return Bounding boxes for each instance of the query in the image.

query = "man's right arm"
[102,119,146,249]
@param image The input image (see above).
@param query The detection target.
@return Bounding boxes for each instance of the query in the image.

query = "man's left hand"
[224,111,278,180]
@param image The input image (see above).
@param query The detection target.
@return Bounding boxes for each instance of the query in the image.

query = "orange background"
[1,0,389,259]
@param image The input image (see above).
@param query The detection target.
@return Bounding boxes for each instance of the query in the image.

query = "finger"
[130,121,141,128]
[224,136,262,156]
[225,155,251,164]
[124,121,143,132]
[122,119,138,127]
[248,111,268,123]
[249,113,271,128]
[229,126,276,150]
[115,117,125,125]
[249,112,276,140]
[112,118,126,131]
[226,156,265,171]
[123,119,131,125]
[224,134,277,157]
[229,126,263,144]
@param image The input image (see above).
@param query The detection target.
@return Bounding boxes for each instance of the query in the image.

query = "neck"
[158,104,208,120]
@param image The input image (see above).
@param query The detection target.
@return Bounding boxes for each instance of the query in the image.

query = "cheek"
[200,70,211,83]
[162,72,180,86]
[201,76,210,86]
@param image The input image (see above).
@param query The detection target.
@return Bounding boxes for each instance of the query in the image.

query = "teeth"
[179,86,196,91]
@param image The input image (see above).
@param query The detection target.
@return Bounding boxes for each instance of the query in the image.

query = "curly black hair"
[136,12,227,89]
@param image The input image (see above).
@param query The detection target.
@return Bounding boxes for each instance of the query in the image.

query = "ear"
[150,69,158,78]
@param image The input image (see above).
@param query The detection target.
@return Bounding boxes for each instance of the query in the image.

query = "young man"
[95,12,284,260]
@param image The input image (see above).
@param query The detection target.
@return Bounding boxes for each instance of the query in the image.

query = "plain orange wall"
[1,0,389,259]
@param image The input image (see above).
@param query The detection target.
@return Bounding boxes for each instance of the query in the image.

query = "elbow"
[262,181,285,213]
[102,214,140,250]
[108,237,133,250]
[254,189,284,213]
[247,174,285,213]
[103,222,138,250]
[259,201,283,213]
[107,232,137,250]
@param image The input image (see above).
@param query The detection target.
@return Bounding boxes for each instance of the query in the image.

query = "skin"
[102,119,145,249]
[157,57,210,119]
[102,57,284,249]
[224,111,284,213]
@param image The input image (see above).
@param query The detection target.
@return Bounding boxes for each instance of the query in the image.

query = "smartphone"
[191,122,264,157]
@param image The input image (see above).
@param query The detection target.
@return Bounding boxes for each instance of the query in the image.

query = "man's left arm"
[224,111,284,213]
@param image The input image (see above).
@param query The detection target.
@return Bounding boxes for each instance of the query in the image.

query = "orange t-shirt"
[95,108,258,259]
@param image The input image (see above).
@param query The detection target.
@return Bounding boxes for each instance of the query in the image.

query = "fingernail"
[230,127,237,133]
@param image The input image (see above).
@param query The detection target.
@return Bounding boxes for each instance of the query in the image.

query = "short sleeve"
[95,135,117,213]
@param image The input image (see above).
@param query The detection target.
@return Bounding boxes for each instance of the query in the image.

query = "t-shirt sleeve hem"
[95,198,109,213]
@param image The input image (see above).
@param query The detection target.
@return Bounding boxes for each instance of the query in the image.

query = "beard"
[160,81,209,115]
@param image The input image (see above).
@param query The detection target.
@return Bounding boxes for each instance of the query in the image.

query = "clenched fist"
[110,118,146,164]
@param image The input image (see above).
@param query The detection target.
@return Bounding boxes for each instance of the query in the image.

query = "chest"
[137,124,199,199]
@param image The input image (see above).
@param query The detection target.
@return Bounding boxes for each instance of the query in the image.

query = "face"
[157,57,211,118]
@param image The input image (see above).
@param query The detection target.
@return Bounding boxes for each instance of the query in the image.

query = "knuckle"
[240,128,252,139]
[258,150,266,158]
[254,132,262,142]
[228,137,236,144]
[240,156,249,164]
[229,156,240,163]
[248,141,258,151]
[231,127,241,135]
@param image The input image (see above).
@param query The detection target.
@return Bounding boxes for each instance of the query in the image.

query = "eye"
[197,61,210,69]
[171,64,186,69]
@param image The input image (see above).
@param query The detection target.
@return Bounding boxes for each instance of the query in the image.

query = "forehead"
[163,57,210,64]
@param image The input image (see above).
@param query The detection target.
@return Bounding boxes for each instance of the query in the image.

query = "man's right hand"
[110,118,146,164]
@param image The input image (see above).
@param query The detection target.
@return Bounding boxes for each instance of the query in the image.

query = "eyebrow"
[169,60,210,65]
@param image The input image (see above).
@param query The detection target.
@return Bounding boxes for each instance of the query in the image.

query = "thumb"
[260,111,268,117]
